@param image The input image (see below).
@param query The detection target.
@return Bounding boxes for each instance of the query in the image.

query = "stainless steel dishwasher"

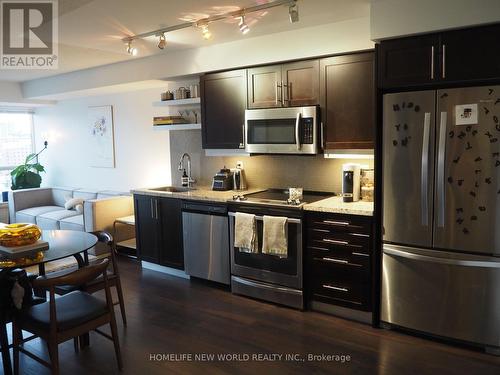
[182,201,230,285]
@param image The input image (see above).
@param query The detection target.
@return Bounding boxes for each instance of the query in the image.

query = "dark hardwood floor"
[5,257,500,374]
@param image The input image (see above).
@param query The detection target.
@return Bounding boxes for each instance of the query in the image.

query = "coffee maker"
[342,163,361,202]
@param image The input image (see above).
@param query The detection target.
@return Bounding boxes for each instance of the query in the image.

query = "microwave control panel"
[301,118,314,144]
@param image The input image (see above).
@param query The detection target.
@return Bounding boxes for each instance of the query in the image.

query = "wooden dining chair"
[12,259,123,375]
[40,231,127,326]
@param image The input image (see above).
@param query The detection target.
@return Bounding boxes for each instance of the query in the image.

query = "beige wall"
[371,0,500,40]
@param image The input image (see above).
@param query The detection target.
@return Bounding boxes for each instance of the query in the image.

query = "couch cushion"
[51,187,79,207]
[36,209,80,230]
[97,190,128,199]
[15,206,62,224]
[73,189,98,200]
[59,214,84,231]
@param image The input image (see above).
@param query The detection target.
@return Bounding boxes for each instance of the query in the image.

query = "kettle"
[232,161,247,191]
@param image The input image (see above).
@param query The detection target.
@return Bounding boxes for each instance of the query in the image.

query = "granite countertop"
[131,186,265,203]
[304,196,374,216]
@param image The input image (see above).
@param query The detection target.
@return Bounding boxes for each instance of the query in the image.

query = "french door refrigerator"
[382,86,500,352]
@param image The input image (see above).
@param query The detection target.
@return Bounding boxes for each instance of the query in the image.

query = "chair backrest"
[33,259,109,289]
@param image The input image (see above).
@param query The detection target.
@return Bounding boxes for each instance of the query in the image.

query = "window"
[0,112,34,191]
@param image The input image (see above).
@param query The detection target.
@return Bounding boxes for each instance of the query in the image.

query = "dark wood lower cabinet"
[305,211,373,312]
[134,194,184,270]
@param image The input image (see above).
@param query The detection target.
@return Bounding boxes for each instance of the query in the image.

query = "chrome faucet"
[178,152,196,188]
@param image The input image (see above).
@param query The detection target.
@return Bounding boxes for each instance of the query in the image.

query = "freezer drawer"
[382,244,500,349]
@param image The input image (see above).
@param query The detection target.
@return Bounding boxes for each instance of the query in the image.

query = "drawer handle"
[323,238,349,245]
[312,228,329,233]
[323,220,350,226]
[352,252,369,257]
[350,233,370,238]
[323,284,348,292]
[309,246,329,252]
[322,257,348,264]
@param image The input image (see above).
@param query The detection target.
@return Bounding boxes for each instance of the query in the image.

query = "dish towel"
[234,212,258,253]
[262,215,288,258]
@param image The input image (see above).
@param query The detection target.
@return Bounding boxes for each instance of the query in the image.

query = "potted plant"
[10,141,48,190]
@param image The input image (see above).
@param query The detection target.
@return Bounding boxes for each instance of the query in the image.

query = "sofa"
[7,187,135,254]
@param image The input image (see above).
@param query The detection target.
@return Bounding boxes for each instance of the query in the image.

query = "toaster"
[212,168,234,191]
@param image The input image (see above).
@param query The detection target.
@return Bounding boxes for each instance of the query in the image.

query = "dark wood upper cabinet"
[440,24,500,83]
[378,34,439,89]
[247,60,319,108]
[201,69,246,149]
[320,52,375,150]
[247,65,282,109]
[283,60,320,107]
[378,24,500,89]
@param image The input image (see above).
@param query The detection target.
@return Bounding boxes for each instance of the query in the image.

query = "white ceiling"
[1,0,370,83]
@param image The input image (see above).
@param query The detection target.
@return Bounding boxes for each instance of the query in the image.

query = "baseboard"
[141,261,190,279]
[310,301,372,324]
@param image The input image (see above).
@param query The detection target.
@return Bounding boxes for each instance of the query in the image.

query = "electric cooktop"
[231,188,335,208]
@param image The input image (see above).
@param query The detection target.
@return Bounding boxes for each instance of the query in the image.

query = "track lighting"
[238,15,250,35]
[126,41,138,56]
[122,0,299,48]
[289,2,299,23]
[157,33,167,49]
[199,23,212,40]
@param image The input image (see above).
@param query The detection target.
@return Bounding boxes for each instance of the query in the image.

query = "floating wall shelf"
[153,123,201,131]
[152,97,200,106]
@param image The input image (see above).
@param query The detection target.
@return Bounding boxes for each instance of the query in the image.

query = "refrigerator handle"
[421,113,431,226]
[437,112,447,227]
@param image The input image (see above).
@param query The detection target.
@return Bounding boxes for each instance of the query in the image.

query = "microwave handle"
[295,112,302,150]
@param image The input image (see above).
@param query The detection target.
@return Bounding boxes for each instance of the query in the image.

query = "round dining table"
[0,230,98,375]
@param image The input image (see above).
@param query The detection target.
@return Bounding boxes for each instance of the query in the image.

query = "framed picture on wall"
[88,105,115,168]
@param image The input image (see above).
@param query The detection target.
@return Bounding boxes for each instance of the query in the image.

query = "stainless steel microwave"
[245,106,319,154]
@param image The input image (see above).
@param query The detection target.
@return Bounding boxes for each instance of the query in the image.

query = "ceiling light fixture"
[126,40,138,56]
[157,33,167,49]
[199,23,212,40]
[122,0,297,48]
[238,15,250,35]
[289,2,299,23]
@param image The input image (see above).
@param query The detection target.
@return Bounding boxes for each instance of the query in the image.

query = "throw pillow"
[64,197,84,210]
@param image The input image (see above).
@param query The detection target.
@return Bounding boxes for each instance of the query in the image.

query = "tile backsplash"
[169,131,374,193]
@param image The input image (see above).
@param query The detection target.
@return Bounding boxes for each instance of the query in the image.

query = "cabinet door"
[321,52,375,149]
[134,195,160,264]
[201,69,246,149]
[378,34,439,89]
[440,24,500,83]
[247,65,283,108]
[282,60,319,107]
[158,197,184,269]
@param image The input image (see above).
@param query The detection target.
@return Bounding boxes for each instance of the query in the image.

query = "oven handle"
[295,112,302,150]
[228,212,301,224]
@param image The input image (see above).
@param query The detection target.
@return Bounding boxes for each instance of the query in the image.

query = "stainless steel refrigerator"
[381,86,500,352]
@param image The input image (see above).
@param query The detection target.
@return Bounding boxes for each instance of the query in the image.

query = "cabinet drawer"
[308,229,371,249]
[307,213,372,235]
[311,274,370,310]
[308,246,370,269]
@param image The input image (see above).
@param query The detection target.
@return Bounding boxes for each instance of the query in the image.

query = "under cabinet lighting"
[324,150,374,159]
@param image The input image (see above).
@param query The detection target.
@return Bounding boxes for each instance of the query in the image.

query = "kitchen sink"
[148,186,195,193]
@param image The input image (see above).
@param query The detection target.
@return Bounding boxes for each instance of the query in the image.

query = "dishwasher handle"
[182,201,228,215]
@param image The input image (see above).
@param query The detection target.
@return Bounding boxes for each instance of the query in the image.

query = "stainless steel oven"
[228,208,303,309]
[245,105,320,154]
